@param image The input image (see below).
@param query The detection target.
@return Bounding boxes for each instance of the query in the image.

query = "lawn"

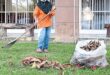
[0,42,110,75]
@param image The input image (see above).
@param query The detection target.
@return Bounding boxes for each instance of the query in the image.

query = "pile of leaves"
[22,56,72,70]
[80,40,101,51]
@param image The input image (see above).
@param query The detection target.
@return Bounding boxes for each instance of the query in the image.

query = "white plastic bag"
[70,40,108,67]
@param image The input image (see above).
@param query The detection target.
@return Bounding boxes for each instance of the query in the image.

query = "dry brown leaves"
[80,40,101,51]
[22,56,72,70]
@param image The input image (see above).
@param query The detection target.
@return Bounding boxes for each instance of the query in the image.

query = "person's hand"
[49,6,56,14]
[48,6,56,16]
[52,5,56,11]
[34,17,38,25]
[34,21,38,25]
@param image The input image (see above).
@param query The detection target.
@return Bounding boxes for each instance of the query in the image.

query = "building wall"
[55,0,79,42]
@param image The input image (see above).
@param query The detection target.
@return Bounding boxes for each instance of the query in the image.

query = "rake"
[2,8,56,48]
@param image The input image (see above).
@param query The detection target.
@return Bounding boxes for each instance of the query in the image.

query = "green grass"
[0,42,110,75]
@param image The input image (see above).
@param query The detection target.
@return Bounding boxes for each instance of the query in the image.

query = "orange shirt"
[33,6,55,28]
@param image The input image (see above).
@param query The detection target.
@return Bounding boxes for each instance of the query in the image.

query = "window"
[0,0,55,25]
[81,0,110,30]
[5,0,36,24]
[0,0,5,23]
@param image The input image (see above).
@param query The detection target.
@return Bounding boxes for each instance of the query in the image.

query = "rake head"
[2,39,17,48]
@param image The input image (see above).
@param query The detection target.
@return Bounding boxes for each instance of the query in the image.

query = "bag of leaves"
[70,40,108,68]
